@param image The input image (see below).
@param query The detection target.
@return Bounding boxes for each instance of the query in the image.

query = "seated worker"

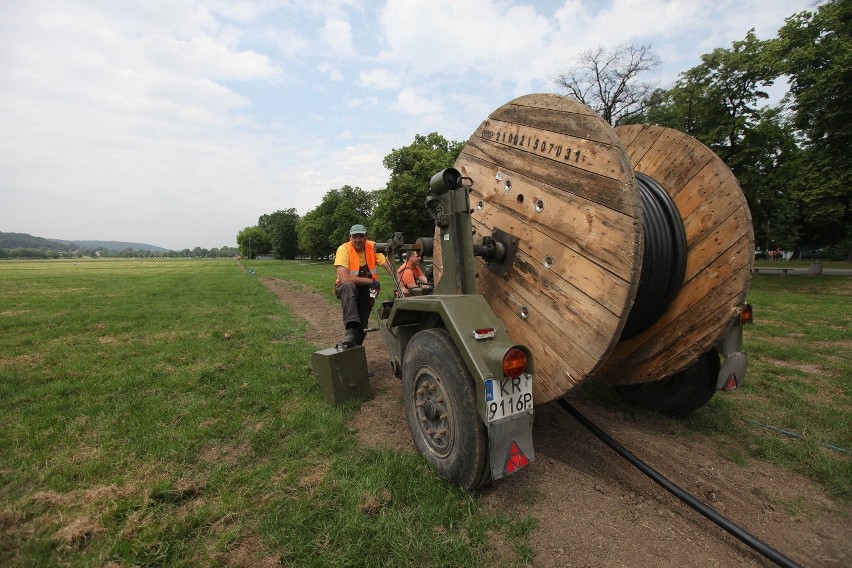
[334,224,395,347]
[397,249,431,296]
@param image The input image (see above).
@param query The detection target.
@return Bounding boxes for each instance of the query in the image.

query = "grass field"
[0,259,533,567]
[1,258,850,565]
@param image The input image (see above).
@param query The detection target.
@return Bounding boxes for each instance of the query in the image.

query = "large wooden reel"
[595,124,754,385]
[453,94,643,404]
[434,95,754,404]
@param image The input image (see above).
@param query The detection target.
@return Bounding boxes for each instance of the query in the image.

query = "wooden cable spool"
[450,93,643,404]
[434,94,753,404]
[595,124,754,385]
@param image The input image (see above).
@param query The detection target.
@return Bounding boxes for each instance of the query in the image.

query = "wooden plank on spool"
[628,127,686,178]
[461,155,638,283]
[617,125,719,197]
[472,226,625,365]
[472,120,632,182]
[615,124,662,166]
[469,211,631,315]
[597,125,754,385]
[450,94,642,404]
[606,267,751,384]
[488,107,614,144]
[682,175,750,249]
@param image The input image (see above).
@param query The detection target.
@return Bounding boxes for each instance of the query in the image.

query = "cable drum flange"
[599,124,754,387]
[449,93,643,404]
[621,171,688,340]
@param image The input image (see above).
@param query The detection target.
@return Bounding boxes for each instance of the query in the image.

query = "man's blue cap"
[349,224,367,235]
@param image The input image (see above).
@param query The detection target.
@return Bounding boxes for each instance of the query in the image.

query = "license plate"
[484,374,533,422]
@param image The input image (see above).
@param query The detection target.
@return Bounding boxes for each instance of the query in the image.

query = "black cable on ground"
[557,397,803,568]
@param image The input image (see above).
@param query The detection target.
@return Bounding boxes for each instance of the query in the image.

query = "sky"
[0,0,817,251]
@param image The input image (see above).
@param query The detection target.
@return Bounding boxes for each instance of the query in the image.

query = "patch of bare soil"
[263,278,851,567]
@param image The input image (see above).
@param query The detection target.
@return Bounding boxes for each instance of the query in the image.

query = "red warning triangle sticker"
[505,441,530,474]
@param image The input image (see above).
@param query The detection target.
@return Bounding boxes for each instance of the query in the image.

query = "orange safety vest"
[335,240,378,286]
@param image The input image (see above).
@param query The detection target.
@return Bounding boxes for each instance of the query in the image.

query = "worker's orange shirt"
[397,261,425,291]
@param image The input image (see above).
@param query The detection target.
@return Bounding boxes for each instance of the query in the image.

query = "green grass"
[753,259,851,269]
[0,259,533,567]
[247,257,399,301]
[730,275,850,500]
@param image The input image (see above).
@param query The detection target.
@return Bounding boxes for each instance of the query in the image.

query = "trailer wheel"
[614,349,720,417]
[402,327,489,490]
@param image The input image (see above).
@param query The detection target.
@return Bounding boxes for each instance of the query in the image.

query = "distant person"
[334,224,395,347]
[397,250,431,296]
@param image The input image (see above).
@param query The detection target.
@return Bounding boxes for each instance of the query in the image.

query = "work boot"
[342,328,358,348]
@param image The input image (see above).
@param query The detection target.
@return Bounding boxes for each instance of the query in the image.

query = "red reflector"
[741,303,753,324]
[502,348,527,379]
[474,328,496,340]
[505,441,530,475]
[723,373,738,391]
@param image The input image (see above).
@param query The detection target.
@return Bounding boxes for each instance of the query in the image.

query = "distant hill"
[0,231,73,251]
[53,239,169,252]
[0,232,169,252]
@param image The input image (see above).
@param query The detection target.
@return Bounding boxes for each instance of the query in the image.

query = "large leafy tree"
[370,133,464,242]
[258,208,301,259]
[236,226,271,259]
[776,0,852,255]
[635,30,796,251]
[552,40,660,126]
[640,30,778,162]
[297,186,378,258]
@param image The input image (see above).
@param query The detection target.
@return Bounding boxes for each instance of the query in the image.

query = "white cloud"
[395,87,444,117]
[378,0,555,86]
[359,68,401,89]
[346,96,379,110]
[320,17,356,58]
[273,29,312,60]
[139,35,278,81]
[319,61,344,81]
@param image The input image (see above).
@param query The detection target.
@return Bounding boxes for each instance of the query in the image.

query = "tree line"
[241,0,849,262]
[0,246,240,260]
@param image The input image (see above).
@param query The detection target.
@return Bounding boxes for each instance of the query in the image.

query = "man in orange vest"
[334,224,395,347]
[397,249,431,296]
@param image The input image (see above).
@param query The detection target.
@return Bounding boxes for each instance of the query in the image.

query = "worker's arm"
[396,265,410,296]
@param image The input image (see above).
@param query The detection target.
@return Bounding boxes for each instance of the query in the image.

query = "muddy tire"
[402,327,489,489]
[614,349,720,417]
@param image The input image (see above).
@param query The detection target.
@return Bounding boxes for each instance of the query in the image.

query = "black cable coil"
[620,171,688,340]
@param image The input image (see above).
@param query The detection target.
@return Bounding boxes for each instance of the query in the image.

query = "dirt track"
[264,277,851,567]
